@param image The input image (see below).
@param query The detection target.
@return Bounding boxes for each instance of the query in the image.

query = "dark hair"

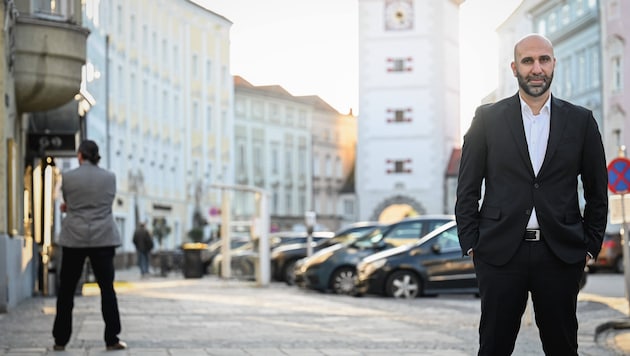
[78,140,101,165]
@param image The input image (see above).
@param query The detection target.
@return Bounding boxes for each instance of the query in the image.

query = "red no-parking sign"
[608,157,630,194]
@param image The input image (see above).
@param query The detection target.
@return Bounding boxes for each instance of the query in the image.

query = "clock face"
[385,0,414,31]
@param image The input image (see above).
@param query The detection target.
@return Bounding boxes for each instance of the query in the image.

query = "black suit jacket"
[455,93,608,266]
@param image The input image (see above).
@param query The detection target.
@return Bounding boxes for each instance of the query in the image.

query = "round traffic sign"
[607,157,630,194]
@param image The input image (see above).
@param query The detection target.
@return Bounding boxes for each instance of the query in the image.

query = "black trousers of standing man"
[53,246,122,347]
[474,238,585,356]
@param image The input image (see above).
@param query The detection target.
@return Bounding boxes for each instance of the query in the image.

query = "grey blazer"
[58,162,122,248]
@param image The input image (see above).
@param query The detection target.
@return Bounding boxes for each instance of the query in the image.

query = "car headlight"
[358,258,387,278]
[300,250,335,270]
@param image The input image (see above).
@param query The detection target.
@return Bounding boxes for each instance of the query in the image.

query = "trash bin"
[182,243,207,278]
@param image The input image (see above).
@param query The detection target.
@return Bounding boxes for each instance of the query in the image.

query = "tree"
[152,217,172,249]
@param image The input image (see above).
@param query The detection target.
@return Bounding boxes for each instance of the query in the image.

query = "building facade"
[357,0,463,222]
[234,76,357,232]
[75,0,234,254]
[1,0,88,311]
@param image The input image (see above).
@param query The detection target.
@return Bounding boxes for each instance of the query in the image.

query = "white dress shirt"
[520,94,551,230]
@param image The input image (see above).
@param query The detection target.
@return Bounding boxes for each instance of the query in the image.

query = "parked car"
[294,215,454,295]
[589,232,624,273]
[271,222,382,285]
[355,221,478,298]
[212,231,335,279]
[203,235,251,274]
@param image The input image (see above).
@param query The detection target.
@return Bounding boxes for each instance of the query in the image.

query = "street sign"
[608,157,630,194]
[609,195,630,224]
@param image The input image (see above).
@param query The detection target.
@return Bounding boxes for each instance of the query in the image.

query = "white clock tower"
[357,0,464,222]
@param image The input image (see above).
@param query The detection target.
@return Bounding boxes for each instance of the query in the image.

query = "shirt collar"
[519,93,552,116]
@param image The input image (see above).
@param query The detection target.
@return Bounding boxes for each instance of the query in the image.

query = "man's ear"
[511,62,517,77]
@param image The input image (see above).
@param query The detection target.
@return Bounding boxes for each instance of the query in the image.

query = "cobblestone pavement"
[0,268,628,355]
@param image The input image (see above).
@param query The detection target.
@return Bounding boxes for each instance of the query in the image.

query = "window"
[286,150,293,173]
[142,79,148,112]
[206,105,212,131]
[561,4,570,25]
[206,60,212,82]
[335,157,342,179]
[238,143,246,171]
[388,109,411,123]
[142,25,148,52]
[548,12,557,33]
[612,56,623,92]
[162,39,168,66]
[537,19,546,35]
[578,52,586,92]
[117,5,123,35]
[343,199,354,215]
[388,57,412,72]
[130,15,136,43]
[192,101,199,129]
[299,194,306,214]
[272,146,279,174]
[272,191,279,214]
[591,47,600,88]
[286,193,292,214]
[254,146,263,175]
[192,54,198,77]
[298,147,306,176]
[434,227,460,251]
[313,154,320,176]
[386,159,412,174]
[325,155,332,177]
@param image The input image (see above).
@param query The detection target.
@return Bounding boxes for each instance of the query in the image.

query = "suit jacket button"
[534,183,540,188]
[525,209,531,215]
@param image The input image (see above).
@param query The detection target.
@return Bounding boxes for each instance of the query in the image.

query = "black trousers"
[52,246,121,347]
[474,239,585,356]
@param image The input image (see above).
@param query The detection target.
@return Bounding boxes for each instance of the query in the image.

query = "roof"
[445,148,462,177]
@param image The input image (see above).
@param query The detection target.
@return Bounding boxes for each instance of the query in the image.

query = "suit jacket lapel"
[538,95,568,178]
[505,94,535,176]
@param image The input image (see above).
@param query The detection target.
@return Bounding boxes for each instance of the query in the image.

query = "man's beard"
[516,71,553,97]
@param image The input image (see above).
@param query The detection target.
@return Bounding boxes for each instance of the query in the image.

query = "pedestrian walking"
[455,34,608,355]
[133,222,154,277]
[52,140,127,351]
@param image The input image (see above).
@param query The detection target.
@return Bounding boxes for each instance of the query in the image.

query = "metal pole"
[621,194,630,314]
[256,192,270,286]
[220,188,231,279]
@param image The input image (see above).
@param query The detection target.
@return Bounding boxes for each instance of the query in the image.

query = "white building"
[357,0,463,222]
[78,0,233,254]
[234,76,358,232]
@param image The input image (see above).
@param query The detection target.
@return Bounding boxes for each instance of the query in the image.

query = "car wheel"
[615,257,624,274]
[283,260,298,285]
[330,267,357,295]
[386,270,421,299]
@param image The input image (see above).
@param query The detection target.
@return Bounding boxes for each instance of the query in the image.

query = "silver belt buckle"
[525,230,540,241]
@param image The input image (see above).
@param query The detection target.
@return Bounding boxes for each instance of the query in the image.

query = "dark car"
[355,221,478,298]
[271,222,382,285]
[294,215,454,295]
[589,232,624,273]
[355,221,589,298]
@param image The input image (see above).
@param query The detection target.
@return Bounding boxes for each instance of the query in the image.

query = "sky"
[195,0,522,132]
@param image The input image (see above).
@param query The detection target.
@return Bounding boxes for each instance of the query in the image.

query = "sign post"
[607,156,630,315]
[305,211,316,257]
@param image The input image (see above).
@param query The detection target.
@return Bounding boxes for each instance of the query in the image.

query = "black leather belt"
[524,230,541,241]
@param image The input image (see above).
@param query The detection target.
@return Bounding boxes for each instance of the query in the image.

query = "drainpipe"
[105,34,111,169]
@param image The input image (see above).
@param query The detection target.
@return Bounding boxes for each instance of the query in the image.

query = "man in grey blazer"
[52,140,127,351]
[455,34,608,355]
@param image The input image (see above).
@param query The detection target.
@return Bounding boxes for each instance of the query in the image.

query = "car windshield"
[350,225,392,249]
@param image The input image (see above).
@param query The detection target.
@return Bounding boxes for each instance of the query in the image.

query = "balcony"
[13,1,89,112]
